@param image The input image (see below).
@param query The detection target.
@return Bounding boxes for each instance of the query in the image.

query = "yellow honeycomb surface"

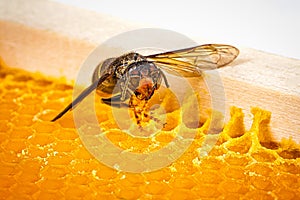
[0,59,300,200]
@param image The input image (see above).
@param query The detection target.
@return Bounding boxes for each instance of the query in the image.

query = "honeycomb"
[0,58,300,200]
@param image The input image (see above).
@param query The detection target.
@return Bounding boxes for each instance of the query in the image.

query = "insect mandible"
[51,44,239,123]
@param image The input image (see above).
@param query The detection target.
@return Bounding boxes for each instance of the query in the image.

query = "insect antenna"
[51,73,110,122]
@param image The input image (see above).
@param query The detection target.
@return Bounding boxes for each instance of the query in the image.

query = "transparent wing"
[146,44,239,77]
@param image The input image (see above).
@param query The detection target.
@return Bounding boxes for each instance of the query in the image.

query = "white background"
[54,0,300,60]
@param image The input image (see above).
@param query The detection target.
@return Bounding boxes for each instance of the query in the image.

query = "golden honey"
[0,58,299,199]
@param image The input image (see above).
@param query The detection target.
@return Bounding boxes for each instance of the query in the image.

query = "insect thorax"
[113,53,146,78]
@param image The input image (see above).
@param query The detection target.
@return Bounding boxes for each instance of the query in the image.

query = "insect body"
[51,44,239,123]
[92,53,168,107]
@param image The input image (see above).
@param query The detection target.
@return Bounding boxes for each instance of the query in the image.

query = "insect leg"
[101,94,129,108]
[120,73,132,101]
[158,68,169,88]
[101,85,135,108]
